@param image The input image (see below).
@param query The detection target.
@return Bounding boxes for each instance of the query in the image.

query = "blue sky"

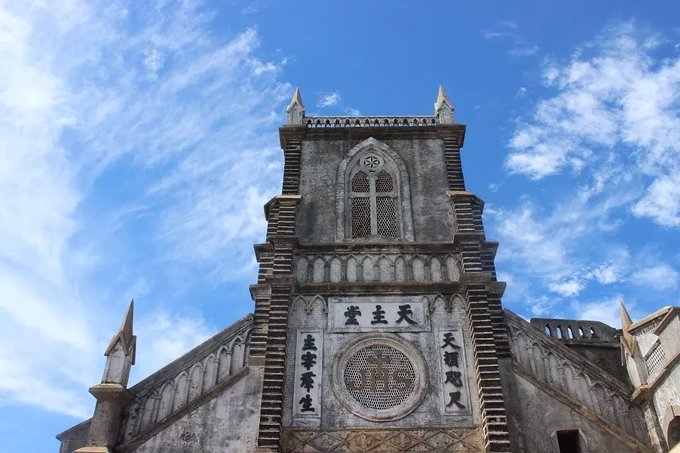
[1,1,680,451]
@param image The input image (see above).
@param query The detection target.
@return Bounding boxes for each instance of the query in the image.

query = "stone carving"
[506,312,648,442]
[295,253,461,284]
[281,427,484,452]
[337,138,414,242]
[438,329,471,414]
[332,334,427,422]
[293,331,323,419]
[328,296,430,333]
[305,116,437,128]
[291,295,328,317]
[119,322,252,443]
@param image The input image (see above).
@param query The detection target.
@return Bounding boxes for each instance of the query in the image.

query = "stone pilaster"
[254,195,301,452]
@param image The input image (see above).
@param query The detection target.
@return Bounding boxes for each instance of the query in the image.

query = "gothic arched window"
[348,153,399,239]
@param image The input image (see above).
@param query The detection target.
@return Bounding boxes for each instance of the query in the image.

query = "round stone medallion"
[332,334,427,421]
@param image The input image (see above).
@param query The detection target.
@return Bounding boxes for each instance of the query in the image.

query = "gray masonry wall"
[499,358,643,453]
[132,366,263,453]
[281,294,482,433]
[296,137,453,243]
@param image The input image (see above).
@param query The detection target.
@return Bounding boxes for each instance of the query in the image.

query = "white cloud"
[506,22,680,227]
[482,21,539,57]
[132,311,215,382]
[0,0,289,419]
[586,247,630,284]
[318,91,341,108]
[633,264,679,290]
[573,297,622,328]
[549,280,584,297]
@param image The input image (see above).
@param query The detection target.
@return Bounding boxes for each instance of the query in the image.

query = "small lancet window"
[349,153,399,239]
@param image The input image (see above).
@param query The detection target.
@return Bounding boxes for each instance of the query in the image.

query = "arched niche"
[335,137,414,241]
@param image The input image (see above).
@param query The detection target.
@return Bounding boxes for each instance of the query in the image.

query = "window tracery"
[336,137,413,242]
[348,153,399,239]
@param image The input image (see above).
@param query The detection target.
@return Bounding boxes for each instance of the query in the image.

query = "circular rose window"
[332,334,427,421]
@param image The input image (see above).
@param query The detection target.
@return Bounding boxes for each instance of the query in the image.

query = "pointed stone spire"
[620,300,637,355]
[434,85,455,124]
[286,88,305,125]
[103,299,136,385]
[76,301,136,453]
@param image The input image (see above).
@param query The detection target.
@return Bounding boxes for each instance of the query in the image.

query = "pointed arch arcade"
[336,137,414,241]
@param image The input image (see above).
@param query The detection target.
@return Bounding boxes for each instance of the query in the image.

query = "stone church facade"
[58,88,680,452]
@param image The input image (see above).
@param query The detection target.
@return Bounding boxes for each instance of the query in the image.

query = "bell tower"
[250,88,511,452]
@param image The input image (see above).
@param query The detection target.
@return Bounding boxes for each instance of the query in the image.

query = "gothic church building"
[58,88,680,452]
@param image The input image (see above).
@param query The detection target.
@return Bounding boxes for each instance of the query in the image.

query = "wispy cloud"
[0,0,289,419]
[317,91,341,108]
[482,21,539,57]
[506,22,680,228]
[573,296,623,327]
[492,21,680,324]
[633,264,679,291]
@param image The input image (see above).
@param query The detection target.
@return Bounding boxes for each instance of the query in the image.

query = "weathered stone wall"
[129,366,263,453]
[296,136,453,243]
[505,310,652,451]
[280,293,484,451]
[118,316,252,446]
[500,357,646,453]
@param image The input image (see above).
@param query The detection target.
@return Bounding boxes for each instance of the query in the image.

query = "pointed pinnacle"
[619,300,638,356]
[287,88,304,111]
[120,299,134,342]
[620,300,633,331]
[435,84,454,110]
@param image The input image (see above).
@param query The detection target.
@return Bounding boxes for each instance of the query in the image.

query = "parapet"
[530,318,619,345]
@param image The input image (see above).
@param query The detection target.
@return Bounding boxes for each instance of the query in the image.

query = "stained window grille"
[351,198,371,238]
[349,155,399,239]
[352,171,370,192]
[376,197,398,237]
[375,171,394,192]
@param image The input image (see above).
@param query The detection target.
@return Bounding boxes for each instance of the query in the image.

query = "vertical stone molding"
[280,129,305,195]
[438,126,466,192]
[464,284,511,452]
[255,195,302,451]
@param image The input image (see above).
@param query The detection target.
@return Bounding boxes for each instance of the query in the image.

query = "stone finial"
[286,88,305,125]
[75,301,136,453]
[434,85,455,124]
[102,300,136,386]
[620,301,637,355]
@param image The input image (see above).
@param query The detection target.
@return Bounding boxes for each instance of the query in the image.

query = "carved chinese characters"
[329,297,429,332]
[293,331,323,419]
[438,329,471,414]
